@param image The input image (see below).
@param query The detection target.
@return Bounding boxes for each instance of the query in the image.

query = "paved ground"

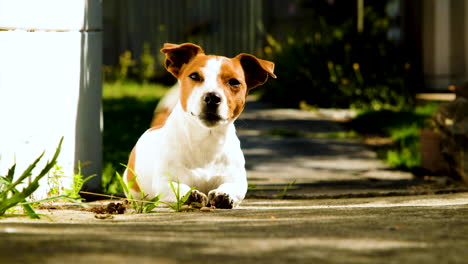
[239,100,411,187]
[238,99,463,198]
[1,194,468,264]
[1,99,468,263]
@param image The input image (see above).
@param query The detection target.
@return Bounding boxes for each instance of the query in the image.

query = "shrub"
[259,6,413,110]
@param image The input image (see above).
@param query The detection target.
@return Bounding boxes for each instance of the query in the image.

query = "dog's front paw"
[185,190,209,208]
[208,191,234,209]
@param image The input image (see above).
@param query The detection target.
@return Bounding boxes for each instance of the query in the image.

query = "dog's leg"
[208,182,247,209]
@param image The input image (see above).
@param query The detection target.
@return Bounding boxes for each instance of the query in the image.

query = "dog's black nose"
[204,92,221,107]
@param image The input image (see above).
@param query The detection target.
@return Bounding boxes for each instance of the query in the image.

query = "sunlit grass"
[103,81,170,101]
[102,81,170,194]
[351,102,440,171]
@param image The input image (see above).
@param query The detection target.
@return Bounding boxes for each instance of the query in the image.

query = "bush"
[259,6,414,110]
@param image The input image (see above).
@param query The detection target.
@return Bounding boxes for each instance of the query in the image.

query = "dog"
[125,43,276,209]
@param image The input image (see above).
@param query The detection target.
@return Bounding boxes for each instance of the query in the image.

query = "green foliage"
[139,43,156,83]
[118,50,136,82]
[113,167,195,213]
[167,180,195,212]
[65,161,96,200]
[47,164,64,197]
[115,168,161,214]
[259,6,413,110]
[103,43,160,84]
[350,103,440,171]
[0,138,82,219]
[101,163,122,194]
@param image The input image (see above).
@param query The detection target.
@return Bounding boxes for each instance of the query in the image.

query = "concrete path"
[1,98,468,263]
[237,99,460,198]
[1,194,468,264]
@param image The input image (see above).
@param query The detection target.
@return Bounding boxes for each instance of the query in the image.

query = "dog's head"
[161,43,276,128]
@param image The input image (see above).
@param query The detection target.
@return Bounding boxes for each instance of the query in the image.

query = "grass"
[167,181,195,212]
[348,102,440,172]
[66,162,96,200]
[276,180,296,199]
[102,81,170,194]
[113,166,194,213]
[103,81,169,101]
[114,168,161,214]
[0,138,83,219]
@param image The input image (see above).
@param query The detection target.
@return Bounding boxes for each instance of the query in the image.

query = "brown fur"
[126,147,141,192]
[150,107,171,128]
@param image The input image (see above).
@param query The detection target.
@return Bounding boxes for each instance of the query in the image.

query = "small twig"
[78,191,161,205]
[79,191,123,200]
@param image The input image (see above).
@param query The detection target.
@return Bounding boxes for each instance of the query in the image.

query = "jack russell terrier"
[125,43,276,209]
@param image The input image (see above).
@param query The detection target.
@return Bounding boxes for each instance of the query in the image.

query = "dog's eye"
[189,72,202,82]
[228,78,241,87]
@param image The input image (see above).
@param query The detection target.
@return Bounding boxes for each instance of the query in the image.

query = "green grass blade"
[3,152,44,195]
[115,171,132,200]
[142,195,161,213]
[0,181,40,214]
[34,137,63,182]
[21,203,40,219]
[181,187,195,204]
[6,164,16,182]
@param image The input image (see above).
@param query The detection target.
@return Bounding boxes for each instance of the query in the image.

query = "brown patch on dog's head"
[217,58,248,120]
[234,53,277,91]
[216,54,276,120]
[161,43,204,78]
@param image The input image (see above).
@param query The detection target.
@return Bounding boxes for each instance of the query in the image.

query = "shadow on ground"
[237,99,465,197]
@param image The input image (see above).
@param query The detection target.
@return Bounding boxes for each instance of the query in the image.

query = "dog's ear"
[161,43,204,77]
[235,54,277,90]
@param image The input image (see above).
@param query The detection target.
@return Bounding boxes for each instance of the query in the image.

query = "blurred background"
[101,0,468,193]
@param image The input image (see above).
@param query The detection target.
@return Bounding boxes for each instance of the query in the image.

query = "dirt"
[87,201,129,214]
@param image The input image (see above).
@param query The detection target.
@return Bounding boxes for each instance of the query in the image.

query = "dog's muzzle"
[199,92,224,127]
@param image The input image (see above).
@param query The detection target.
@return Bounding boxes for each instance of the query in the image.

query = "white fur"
[126,58,247,207]
[186,58,230,124]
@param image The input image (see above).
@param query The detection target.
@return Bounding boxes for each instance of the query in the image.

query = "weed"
[47,164,64,197]
[168,180,195,212]
[115,169,161,214]
[247,183,258,192]
[65,161,96,200]
[0,138,82,219]
[276,180,296,199]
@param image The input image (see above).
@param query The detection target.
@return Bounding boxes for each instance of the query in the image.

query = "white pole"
[0,0,102,198]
